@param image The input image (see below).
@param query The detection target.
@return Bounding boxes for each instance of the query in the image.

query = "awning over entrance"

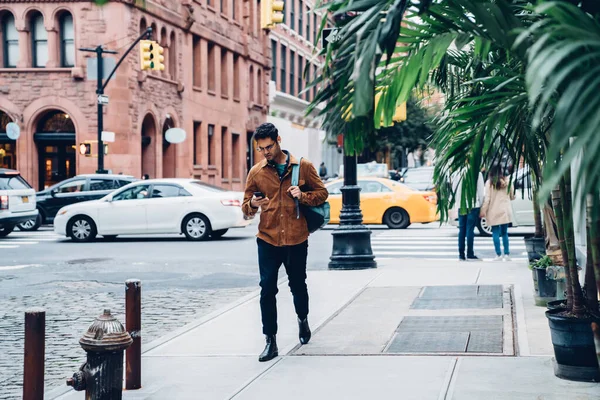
[34,133,76,143]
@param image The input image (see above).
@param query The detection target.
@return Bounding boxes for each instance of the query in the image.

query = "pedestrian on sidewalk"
[242,123,329,362]
[480,165,515,261]
[452,169,485,261]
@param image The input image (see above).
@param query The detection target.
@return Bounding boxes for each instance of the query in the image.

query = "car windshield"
[0,175,31,190]
[189,181,226,193]
[403,169,433,183]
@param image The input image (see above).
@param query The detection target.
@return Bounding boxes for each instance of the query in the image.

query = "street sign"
[97,95,109,105]
[165,128,186,144]
[322,28,340,49]
[6,122,20,140]
[101,131,115,142]
[86,57,117,80]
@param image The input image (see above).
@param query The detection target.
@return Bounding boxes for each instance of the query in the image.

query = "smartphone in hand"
[253,191,265,199]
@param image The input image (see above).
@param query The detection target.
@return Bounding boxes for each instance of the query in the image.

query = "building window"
[271,40,277,83]
[2,14,18,68]
[257,69,262,104]
[208,43,216,92]
[221,49,228,97]
[298,55,303,99]
[290,0,295,31]
[193,121,201,165]
[306,5,310,43]
[232,133,240,179]
[221,127,229,179]
[313,14,317,47]
[298,1,303,37]
[313,64,317,100]
[232,0,237,21]
[208,124,215,165]
[249,65,255,102]
[169,31,176,80]
[255,0,261,36]
[207,0,212,7]
[221,0,227,16]
[31,13,48,68]
[193,36,201,87]
[59,13,75,67]
[290,50,295,96]
[280,44,286,93]
[233,54,240,99]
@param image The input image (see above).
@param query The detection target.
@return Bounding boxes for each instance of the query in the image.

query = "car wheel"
[211,229,228,238]
[383,208,411,229]
[0,224,15,237]
[68,216,97,242]
[477,217,493,236]
[182,214,211,241]
[18,213,42,231]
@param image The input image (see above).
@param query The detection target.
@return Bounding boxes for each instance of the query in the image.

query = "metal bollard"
[125,279,141,390]
[66,309,132,400]
[23,309,45,400]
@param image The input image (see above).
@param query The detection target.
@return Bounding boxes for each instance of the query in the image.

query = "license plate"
[22,196,29,203]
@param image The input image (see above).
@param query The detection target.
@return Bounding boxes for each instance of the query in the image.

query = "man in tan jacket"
[242,123,328,362]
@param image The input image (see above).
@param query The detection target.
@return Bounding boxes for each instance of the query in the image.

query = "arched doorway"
[34,110,76,189]
[0,110,16,169]
[162,117,176,178]
[141,113,156,179]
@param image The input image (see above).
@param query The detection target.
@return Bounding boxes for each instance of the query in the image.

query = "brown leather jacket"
[242,152,329,246]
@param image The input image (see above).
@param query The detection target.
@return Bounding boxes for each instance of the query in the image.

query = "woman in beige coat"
[480,165,515,261]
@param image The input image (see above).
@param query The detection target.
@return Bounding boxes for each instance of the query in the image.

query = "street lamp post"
[328,151,377,270]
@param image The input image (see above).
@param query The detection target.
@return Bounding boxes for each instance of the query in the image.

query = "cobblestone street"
[0,285,255,398]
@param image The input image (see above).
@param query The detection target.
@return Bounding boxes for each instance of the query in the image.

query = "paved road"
[371,225,534,261]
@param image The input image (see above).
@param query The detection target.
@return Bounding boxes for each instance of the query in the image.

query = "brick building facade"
[0,0,269,191]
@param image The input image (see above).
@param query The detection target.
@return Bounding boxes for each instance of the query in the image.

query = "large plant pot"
[532,267,557,307]
[546,308,600,382]
[524,236,546,261]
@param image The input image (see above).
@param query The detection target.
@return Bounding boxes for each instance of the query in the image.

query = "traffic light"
[261,0,284,29]
[79,143,91,156]
[140,40,154,70]
[151,43,165,71]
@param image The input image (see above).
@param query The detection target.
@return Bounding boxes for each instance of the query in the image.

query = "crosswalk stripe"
[372,245,525,250]
[0,241,38,245]
[0,264,42,271]
[0,245,19,249]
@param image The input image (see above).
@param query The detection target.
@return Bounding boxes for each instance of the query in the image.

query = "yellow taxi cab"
[325,177,438,229]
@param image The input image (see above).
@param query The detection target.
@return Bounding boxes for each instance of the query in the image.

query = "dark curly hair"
[253,123,278,142]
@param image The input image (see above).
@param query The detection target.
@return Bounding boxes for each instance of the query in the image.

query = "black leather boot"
[258,335,278,362]
[298,317,311,345]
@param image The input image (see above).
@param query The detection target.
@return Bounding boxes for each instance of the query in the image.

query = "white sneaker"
[503,255,512,261]
[493,255,503,261]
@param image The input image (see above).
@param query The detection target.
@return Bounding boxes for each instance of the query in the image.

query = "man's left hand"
[287,186,302,199]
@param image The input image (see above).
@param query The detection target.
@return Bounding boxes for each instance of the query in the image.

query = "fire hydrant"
[67,309,133,400]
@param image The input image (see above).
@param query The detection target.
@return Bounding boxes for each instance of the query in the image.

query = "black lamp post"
[329,151,377,270]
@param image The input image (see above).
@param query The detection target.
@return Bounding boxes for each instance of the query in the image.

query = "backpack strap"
[291,157,302,186]
[291,157,303,219]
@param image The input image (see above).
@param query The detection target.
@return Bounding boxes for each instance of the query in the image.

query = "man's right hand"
[251,195,269,209]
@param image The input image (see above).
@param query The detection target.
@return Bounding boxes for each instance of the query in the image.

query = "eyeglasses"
[256,143,276,153]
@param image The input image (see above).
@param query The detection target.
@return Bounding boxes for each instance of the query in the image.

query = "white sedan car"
[54,179,251,242]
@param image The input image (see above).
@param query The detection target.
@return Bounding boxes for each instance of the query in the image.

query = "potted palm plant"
[310,0,600,382]
[530,256,558,306]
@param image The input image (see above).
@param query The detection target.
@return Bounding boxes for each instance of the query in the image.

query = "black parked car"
[18,174,137,231]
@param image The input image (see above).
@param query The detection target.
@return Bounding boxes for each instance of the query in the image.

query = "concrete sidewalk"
[49,258,600,399]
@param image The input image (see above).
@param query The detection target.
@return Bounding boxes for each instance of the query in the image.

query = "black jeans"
[458,207,479,258]
[257,238,309,335]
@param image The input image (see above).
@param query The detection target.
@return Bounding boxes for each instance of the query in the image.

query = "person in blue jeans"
[453,170,486,261]
[480,165,515,261]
